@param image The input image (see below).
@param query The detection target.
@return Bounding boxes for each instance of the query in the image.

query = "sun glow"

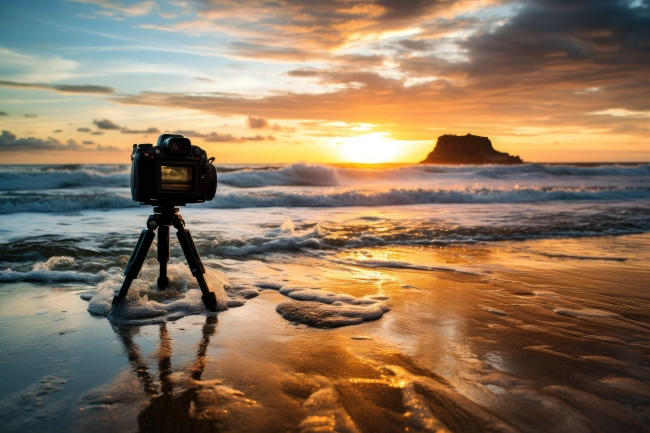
[332,132,403,163]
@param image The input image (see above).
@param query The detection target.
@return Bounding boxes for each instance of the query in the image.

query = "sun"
[333,132,403,163]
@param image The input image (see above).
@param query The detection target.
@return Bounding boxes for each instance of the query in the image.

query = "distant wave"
[0,169,130,191]
[2,186,650,214]
[2,163,648,192]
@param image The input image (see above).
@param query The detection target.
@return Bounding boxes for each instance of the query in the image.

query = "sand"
[1,234,650,432]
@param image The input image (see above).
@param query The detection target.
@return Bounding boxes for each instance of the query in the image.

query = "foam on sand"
[274,287,390,328]
[83,263,234,325]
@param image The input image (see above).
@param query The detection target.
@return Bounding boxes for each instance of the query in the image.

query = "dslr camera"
[130,134,217,206]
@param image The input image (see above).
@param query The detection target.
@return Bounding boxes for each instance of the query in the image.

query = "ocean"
[1,162,650,432]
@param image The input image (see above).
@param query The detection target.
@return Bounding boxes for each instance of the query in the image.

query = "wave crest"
[219,163,339,188]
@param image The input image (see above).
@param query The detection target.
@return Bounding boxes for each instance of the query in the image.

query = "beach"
[1,163,650,432]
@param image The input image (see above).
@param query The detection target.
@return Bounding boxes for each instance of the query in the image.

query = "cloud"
[91,131,104,135]
[137,0,477,62]
[114,0,650,140]
[172,130,277,143]
[246,116,269,129]
[0,131,121,152]
[204,132,241,142]
[24,114,38,118]
[93,119,121,130]
[246,115,288,131]
[195,77,219,83]
[97,144,120,151]
[78,127,91,132]
[0,80,115,94]
[0,130,83,151]
[82,140,95,144]
[397,39,433,51]
[0,111,7,116]
[121,127,160,134]
[66,0,158,17]
[53,129,63,133]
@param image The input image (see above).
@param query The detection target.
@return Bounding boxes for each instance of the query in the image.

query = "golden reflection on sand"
[68,235,650,432]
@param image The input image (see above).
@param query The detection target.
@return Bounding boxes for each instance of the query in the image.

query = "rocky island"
[420,134,523,165]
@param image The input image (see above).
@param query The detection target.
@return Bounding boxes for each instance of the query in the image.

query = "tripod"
[112,205,218,311]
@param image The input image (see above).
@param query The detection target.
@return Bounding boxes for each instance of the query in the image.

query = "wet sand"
[1,234,650,432]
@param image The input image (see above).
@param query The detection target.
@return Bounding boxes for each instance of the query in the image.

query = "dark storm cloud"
[93,119,121,130]
[121,127,160,134]
[458,0,650,84]
[397,0,650,108]
[0,111,7,116]
[0,80,115,94]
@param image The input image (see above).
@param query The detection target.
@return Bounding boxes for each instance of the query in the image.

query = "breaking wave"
[219,163,340,187]
[0,166,130,191]
[1,186,649,215]
[208,186,650,208]
[0,193,136,214]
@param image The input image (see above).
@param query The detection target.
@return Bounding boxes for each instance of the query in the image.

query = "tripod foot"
[201,292,218,312]
[157,276,169,289]
[112,294,124,305]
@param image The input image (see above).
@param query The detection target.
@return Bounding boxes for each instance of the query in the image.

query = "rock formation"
[420,134,523,165]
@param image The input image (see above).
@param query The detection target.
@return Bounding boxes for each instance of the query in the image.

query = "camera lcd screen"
[160,165,193,191]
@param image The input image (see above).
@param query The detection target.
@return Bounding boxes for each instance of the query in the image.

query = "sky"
[0,0,648,164]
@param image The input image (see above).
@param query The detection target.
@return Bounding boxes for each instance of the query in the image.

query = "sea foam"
[0,256,107,284]
[85,263,232,325]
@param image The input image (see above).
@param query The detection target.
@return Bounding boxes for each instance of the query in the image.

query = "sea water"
[1,163,650,432]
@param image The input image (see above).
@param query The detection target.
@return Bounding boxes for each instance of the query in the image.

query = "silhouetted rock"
[420,134,523,165]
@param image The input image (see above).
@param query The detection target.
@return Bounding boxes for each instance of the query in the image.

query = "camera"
[130,134,217,206]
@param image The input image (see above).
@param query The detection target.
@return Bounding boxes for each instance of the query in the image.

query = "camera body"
[130,134,217,206]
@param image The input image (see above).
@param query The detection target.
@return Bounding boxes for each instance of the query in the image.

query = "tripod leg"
[113,228,156,304]
[173,220,218,312]
[157,225,170,289]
